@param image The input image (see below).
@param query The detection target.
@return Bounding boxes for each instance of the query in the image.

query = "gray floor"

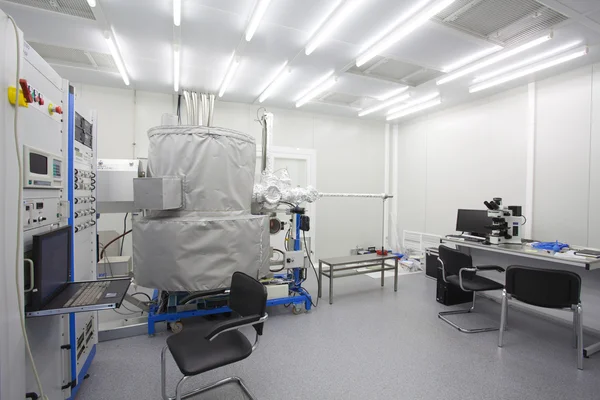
[77,273,600,400]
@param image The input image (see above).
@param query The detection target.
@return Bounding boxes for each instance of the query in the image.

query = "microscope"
[483,197,523,245]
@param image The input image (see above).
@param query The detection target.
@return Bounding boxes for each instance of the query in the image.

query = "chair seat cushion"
[447,275,504,292]
[167,325,253,376]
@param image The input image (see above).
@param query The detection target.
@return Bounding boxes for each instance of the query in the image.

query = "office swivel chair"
[499,266,583,370]
[437,245,505,333]
[161,272,268,400]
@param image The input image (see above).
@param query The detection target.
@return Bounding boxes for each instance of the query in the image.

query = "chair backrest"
[505,266,581,308]
[229,271,268,335]
[438,245,473,277]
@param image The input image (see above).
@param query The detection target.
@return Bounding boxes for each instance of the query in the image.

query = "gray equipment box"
[133,176,183,210]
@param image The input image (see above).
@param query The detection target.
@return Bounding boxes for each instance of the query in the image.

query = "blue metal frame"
[66,91,95,398]
[68,344,95,400]
[146,214,313,336]
[66,91,78,397]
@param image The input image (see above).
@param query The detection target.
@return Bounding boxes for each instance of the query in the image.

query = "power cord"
[119,212,129,256]
[8,14,49,400]
[302,231,319,308]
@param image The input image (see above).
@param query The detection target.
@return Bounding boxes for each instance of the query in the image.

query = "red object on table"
[376,250,388,256]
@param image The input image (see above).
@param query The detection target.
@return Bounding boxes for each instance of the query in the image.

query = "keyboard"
[64,281,110,307]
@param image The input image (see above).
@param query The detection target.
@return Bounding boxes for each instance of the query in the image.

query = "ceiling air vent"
[5,0,95,20]
[319,92,362,106]
[28,42,116,70]
[435,0,568,45]
[347,57,444,87]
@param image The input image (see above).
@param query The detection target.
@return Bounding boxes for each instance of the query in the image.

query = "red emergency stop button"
[55,106,63,114]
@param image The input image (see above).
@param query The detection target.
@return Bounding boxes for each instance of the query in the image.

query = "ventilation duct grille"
[4,0,95,20]
[28,42,116,70]
[435,0,567,45]
[320,92,361,105]
[348,57,443,87]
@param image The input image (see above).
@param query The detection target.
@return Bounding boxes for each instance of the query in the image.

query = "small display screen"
[53,160,62,178]
[29,153,48,175]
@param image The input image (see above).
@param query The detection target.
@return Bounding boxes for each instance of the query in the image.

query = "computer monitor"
[456,209,493,237]
[30,226,71,310]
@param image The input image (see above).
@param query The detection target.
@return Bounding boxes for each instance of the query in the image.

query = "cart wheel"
[171,321,184,333]
[292,304,304,315]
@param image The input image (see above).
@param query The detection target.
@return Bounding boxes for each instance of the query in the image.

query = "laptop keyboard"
[64,282,110,307]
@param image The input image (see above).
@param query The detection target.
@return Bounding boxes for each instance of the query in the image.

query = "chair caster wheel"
[169,321,183,333]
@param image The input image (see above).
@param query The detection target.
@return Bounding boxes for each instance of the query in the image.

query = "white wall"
[393,63,600,248]
[393,86,529,240]
[73,84,387,259]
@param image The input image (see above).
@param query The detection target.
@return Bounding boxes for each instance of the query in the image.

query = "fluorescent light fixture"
[437,34,552,85]
[245,0,271,41]
[358,94,410,117]
[305,0,364,55]
[387,98,441,121]
[295,70,335,101]
[356,0,456,67]
[258,61,290,103]
[296,75,338,108]
[375,86,409,101]
[104,31,130,86]
[87,0,96,7]
[469,47,588,93]
[387,92,439,114]
[173,45,180,92]
[473,40,582,83]
[219,54,241,98]
[442,45,503,72]
[359,0,431,53]
[173,0,181,26]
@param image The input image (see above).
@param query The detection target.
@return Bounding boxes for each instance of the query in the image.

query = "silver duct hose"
[182,91,215,126]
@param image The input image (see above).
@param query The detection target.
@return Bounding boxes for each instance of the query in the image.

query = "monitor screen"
[29,152,48,175]
[32,226,71,308]
[456,209,493,237]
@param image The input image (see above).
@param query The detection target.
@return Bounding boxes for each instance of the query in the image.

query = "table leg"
[394,257,398,292]
[381,259,385,287]
[329,265,334,305]
[318,261,323,298]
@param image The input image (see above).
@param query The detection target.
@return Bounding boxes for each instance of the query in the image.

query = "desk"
[318,254,399,304]
[441,237,600,358]
[441,237,600,270]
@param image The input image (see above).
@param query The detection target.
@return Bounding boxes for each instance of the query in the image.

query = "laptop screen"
[32,226,71,308]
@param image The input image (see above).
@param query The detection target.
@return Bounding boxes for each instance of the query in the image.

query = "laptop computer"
[26,225,131,317]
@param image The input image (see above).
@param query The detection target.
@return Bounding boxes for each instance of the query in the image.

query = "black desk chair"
[161,272,268,400]
[499,265,583,370]
[438,245,505,333]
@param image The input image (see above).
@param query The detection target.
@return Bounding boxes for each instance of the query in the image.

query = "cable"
[130,292,152,302]
[302,231,319,307]
[8,15,48,400]
[100,229,132,260]
[119,212,129,256]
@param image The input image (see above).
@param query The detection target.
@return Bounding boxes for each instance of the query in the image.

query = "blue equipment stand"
[146,214,312,336]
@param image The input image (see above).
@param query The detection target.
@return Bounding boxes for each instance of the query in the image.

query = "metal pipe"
[208,94,215,126]
[260,114,268,172]
[319,193,393,199]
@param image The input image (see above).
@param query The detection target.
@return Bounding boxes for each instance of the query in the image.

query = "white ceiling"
[2,0,600,122]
